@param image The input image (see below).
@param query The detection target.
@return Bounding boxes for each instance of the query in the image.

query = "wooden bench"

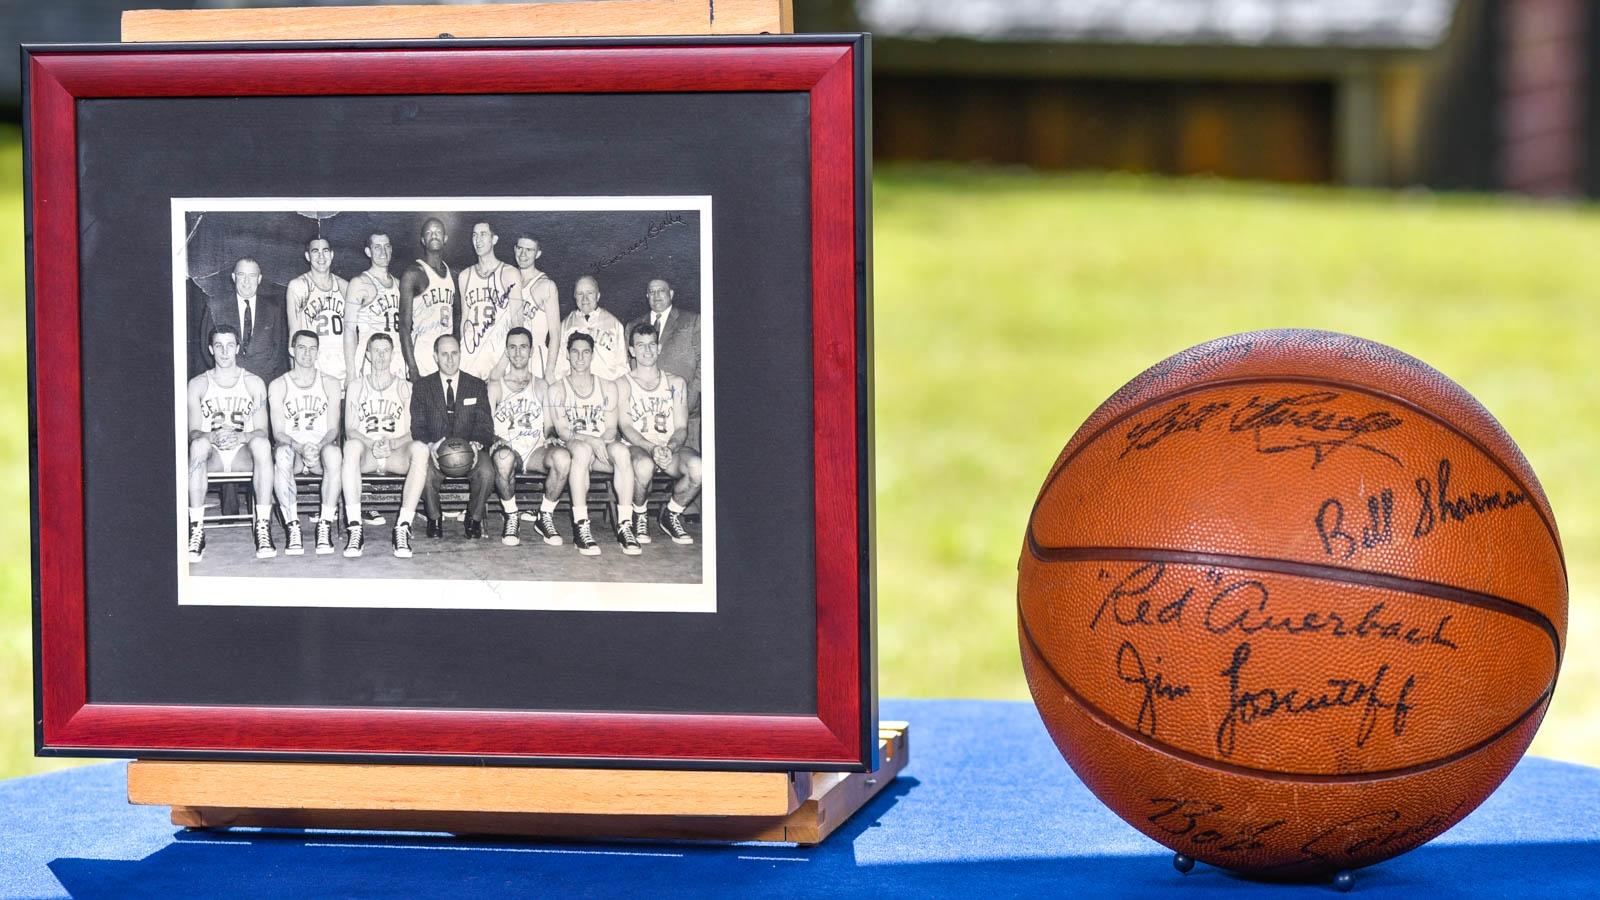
[201,470,680,531]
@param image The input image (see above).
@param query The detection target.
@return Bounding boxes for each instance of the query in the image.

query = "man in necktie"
[629,278,701,450]
[401,335,497,540]
[206,257,288,384]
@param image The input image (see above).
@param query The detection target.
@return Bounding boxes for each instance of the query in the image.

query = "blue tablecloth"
[2,699,1595,898]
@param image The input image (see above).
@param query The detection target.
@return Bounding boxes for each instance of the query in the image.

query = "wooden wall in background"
[875,76,1336,184]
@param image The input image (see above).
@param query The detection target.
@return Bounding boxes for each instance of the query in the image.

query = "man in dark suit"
[400,334,497,538]
[631,278,702,448]
[201,258,290,384]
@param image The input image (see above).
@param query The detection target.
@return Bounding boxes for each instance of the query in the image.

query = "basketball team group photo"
[175,200,713,605]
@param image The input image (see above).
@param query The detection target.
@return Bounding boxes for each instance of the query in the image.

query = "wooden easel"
[128,723,905,845]
[122,0,896,846]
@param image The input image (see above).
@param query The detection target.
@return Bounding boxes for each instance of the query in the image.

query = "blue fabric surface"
[2,699,1596,898]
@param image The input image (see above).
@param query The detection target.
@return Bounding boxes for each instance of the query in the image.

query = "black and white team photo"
[174,199,715,612]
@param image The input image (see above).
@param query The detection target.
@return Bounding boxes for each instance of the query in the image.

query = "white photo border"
[171,195,717,613]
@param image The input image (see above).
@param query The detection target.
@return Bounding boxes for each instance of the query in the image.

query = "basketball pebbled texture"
[436,437,477,477]
[1018,329,1566,875]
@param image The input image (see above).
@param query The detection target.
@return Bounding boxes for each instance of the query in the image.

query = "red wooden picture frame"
[26,36,874,770]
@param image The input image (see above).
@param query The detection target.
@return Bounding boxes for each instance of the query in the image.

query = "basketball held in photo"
[1017,329,1566,877]
[435,437,478,478]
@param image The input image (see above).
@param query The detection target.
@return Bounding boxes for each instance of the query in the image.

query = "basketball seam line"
[1028,374,1565,578]
[1017,594,1555,784]
[1025,537,1563,668]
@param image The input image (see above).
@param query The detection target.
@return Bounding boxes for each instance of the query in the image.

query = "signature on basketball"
[1297,801,1466,865]
[1091,563,1460,652]
[1227,392,1404,469]
[1144,797,1286,855]
[1115,641,1192,738]
[1314,457,1531,560]
[1121,400,1232,458]
[1411,457,1529,538]
[1120,391,1404,469]
[1213,641,1417,758]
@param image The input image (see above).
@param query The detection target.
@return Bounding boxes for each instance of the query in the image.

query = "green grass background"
[3,130,1597,779]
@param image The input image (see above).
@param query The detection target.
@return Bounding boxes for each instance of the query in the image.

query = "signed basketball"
[436,437,477,478]
[1018,330,1565,875]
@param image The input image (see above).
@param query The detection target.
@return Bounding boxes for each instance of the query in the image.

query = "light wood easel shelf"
[123,0,793,42]
[131,725,906,845]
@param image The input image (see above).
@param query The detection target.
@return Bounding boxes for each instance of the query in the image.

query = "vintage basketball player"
[552,275,627,382]
[617,322,702,545]
[186,325,276,562]
[268,330,345,556]
[511,234,562,379]
[344,232,407,385]
[340,333,415,558]
[548,331,638,556]
[488,327,570,547]
[398,217,457,380]
[285,237,350,385]
[457,221,523,382]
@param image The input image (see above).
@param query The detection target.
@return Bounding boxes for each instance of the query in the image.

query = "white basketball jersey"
[521,271,555,375]
[356,271,406,378]
[624,372,677,449]
[557,309,627,381]
[460,262,516,380]
[199,370,256,434]
[411,259,454,378]
[493,377,547,458]
[277,373,333,444]
[293,272,347,381]
[350,374,410,441]
[559,376,609,439]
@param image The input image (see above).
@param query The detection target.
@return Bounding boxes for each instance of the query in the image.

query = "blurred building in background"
[859,0,1597,197]
[3,0,1596,197]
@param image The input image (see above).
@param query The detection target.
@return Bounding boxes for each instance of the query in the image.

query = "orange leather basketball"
[1018,330,1565,875]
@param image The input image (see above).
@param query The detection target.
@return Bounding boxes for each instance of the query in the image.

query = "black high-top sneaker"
[343,522,365,558]
[284,518,305,556]
[187,520,205,563]
[531,509,563,545]
[574,519,601,556]
[660,506,693,545]
[254,517,278,560]
[314,519,335,555]
[617,518,642,556]
[392,521,413,559]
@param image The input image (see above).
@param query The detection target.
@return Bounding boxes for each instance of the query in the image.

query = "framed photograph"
[27,35,874,770]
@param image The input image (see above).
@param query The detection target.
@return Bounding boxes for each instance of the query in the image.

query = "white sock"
[189,507,205,525]
[255,504,271,524]
[320,504,336,523]
[635,504,649,518]
[574,504,588,523]
[668,499,686,514]
[540,497,558,513]
[501,498,518,514]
